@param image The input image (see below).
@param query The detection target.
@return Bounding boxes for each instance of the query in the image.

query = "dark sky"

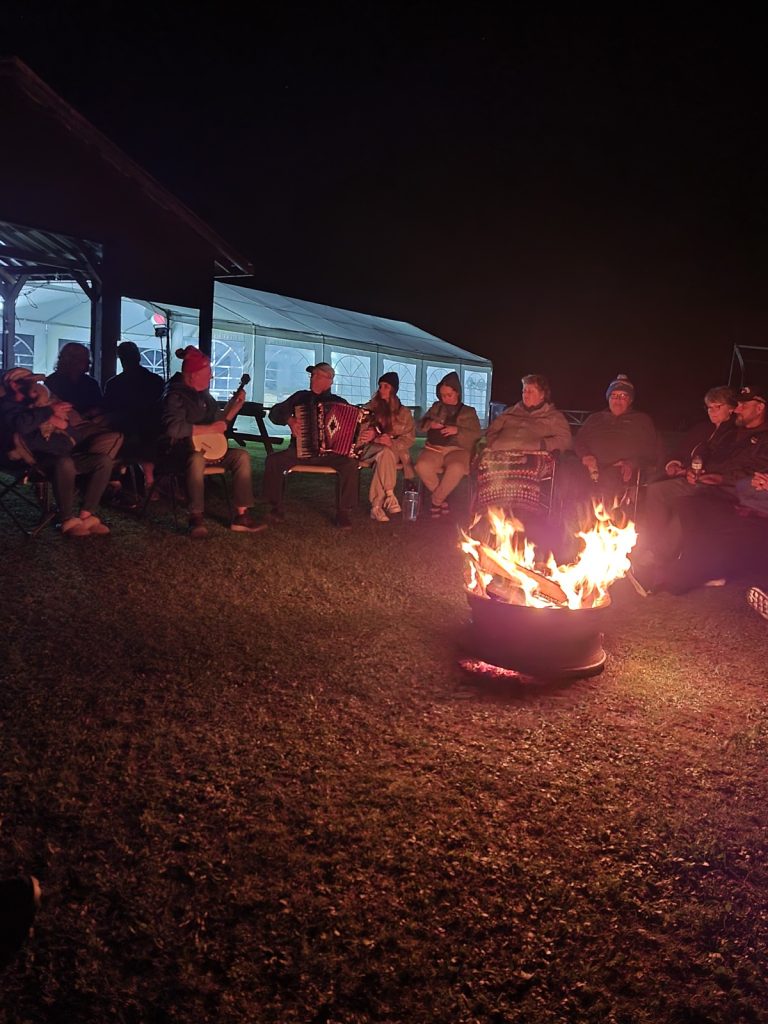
[6,5,768,425]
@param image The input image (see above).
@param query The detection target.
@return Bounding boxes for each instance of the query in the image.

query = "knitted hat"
[378,371,400,393]
[606,373,635,401]
[176,346,210,374]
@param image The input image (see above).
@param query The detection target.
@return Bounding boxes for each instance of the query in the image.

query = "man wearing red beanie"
[159,347,266,538]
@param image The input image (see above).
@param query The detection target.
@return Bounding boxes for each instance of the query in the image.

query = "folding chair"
[282,463,347,512]
[0,437,56,538]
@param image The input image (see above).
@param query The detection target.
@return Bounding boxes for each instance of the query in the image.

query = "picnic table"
[217,400,286,455]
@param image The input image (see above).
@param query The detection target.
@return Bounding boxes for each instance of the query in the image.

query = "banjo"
[192,373,250,462]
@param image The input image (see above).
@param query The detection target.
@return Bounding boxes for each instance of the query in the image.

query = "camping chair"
[469,448,559,522]
[0,435,56,538]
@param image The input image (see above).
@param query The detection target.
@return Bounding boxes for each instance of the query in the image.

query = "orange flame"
[461,504,637,609]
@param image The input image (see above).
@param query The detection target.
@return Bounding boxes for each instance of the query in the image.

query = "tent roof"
[213,282,492,366]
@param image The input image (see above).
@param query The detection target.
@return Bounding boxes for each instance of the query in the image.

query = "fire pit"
[465,593,609,677]
[462,505,636,679]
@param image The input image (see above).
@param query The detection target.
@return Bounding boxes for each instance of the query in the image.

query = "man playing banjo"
[159,346,266,538]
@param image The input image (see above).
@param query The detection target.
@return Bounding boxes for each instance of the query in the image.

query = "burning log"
[476,546,569,607]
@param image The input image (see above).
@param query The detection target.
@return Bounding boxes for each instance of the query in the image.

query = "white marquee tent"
[8,280,493,425]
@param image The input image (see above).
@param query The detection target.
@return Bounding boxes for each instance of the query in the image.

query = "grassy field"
[1,449,768,1023]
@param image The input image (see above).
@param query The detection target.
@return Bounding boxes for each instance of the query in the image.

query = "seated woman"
[474,374,572,523]
[415,371,481,518]
[484,374,572,454]
[664,385,738,478]
[359,372,416,523]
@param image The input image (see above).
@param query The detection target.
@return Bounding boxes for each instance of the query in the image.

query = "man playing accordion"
[263,362,374,529]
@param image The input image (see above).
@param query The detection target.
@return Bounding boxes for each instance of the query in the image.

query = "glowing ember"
[461,504,637,610]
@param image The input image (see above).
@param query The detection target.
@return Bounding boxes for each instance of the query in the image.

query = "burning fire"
[461,504,637,610]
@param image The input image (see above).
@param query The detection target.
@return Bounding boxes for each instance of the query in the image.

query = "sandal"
[440,502,450,515]
[430,503,442,519]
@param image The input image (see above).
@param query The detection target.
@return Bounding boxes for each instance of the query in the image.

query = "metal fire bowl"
[466,592,609,679]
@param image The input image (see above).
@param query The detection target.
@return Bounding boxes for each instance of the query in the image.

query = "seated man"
[45,342,123,458]
[573,373,658,506]
[159,346,266,538]
[484,374,573,454]
[634,383,768,590]
[262,362,368,529]
[0,367,113,536]
[104,341,165,493]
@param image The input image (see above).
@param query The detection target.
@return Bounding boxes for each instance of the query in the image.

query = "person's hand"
[665,459,684,477]
[287,415,300,438]
[376,432,393,447]
[752,471,768,491]
[441,425,459,437]
[49,414,70,430]
[358,426,377,445]
[687,471,721,486]
[207,420,228,435]
[613,459,635,484]
[425,418,444,430]
[230,393,245,413]
[51,400,72,419]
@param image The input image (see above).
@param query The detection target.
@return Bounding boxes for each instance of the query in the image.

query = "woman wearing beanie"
[415,371,481,518]
[359,372,416,522]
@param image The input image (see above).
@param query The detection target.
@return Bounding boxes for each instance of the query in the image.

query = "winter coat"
[485,401,572,453]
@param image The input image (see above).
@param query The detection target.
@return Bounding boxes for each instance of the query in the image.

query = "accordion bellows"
[475,450,555,514]
[295,402,368,458]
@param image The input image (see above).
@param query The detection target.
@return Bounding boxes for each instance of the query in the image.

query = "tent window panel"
[331,353,371,405]
[13,333,35,371]
[264,345,315,407]
[426,365,454,399]
[464,370,490,425]
[138,346,165,374]
[211,336,246,400]
[381,359,417,407]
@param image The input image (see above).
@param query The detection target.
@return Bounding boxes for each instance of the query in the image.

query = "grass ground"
[1,448,767,1023]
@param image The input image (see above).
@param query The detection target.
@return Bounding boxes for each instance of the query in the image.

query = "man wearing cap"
[160,347,266,538]
[573,373,658,503]
[0,367,113,536]
[263,362,370,528]
[633,383,768,587]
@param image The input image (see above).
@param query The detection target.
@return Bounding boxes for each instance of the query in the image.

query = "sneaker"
[81,514,110,535]
[747,586,768,621]
[335,511,353,530]
[231,513,267,533]
[383,493,401,514]
[188,515,209,539]
[370,505,390,523]
[61,517,90,538]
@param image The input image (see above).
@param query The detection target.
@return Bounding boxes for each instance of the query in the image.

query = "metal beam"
[1,274,27,370]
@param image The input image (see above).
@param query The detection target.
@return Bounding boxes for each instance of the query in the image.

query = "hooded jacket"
[485,400,573,453]
[160,373,221,448]
[419,371,481,452]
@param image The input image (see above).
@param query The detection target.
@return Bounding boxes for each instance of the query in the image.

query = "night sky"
[5,6,768,426]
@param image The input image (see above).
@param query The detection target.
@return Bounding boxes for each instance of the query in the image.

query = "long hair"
[370,390,402,433]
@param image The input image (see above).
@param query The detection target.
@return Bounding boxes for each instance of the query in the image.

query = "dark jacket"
[717,420,768,483]
[160,373,220,450]
[574,408,658,469]
[104,366,164,439]
[269,387,348,447]
[418,371,482,452]
[45,371,103,415]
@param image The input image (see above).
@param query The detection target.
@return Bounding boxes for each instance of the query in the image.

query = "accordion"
[295,401,371,459]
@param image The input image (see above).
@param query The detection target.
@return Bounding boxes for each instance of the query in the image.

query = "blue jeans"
[735,477,768,514]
